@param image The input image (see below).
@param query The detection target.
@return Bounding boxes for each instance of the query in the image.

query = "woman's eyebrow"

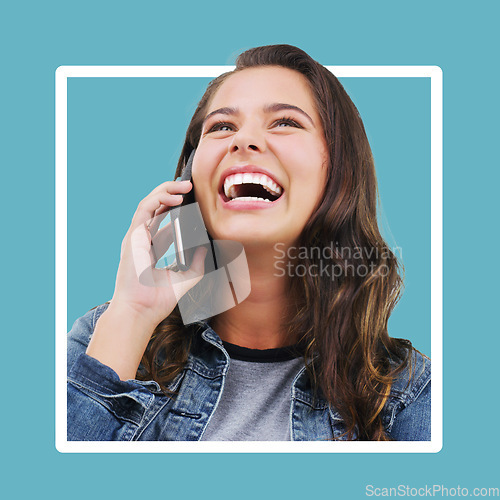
[203,103,314,126]
[264,103,314,125]
[203,107,238,125]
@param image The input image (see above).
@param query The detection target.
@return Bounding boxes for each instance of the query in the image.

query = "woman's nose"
[229,126,265,154]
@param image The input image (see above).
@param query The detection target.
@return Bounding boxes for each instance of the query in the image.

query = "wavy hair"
[137,44,412,440]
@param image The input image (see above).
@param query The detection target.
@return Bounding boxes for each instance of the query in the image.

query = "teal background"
[2,0,498,498]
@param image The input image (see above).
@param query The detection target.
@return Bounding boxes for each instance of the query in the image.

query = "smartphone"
[170,150,213,271]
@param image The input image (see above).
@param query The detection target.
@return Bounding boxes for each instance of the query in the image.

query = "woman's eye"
[207,122,234,133]
[273,117,302,128]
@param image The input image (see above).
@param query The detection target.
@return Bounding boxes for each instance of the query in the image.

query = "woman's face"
[192,66,328,249]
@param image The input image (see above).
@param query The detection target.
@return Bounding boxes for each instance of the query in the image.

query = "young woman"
[67,45,431,441]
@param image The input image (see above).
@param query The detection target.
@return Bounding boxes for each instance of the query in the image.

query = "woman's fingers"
[183,245,209,280]
[148,179,192,198]
[151,222,174,264]
[116,179,205,304]
[135,192,183,226]
[133,180,192,229]
[147,211,169,240]
[130,224,156,277]
[167,246,208,298]
[121,180,192,257]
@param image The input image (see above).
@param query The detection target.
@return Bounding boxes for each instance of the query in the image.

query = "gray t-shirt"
[201,342,305,441]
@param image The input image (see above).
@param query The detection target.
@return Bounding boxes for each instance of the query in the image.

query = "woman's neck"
[210,245,293,349]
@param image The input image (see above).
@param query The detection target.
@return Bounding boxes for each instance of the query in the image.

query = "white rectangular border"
[56,65,443,453]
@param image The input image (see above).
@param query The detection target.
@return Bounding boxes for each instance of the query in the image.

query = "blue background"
[2,0,498,498]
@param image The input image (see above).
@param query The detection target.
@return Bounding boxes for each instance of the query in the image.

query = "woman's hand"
[86,180,207,380]
[114,179,207,325]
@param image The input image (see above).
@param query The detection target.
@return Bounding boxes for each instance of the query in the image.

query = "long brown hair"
[138,44,412,440]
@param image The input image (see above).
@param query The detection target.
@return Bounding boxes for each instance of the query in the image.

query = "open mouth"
[221,172,283,203]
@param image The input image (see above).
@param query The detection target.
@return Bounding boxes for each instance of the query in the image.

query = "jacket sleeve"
[387,350,432,441]
[67,303,160,441]
[389,379,431,441]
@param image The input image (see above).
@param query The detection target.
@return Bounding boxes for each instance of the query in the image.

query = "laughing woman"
[67,44,430,441]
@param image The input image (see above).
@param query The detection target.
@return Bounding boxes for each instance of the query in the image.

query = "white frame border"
[55,65,443,453]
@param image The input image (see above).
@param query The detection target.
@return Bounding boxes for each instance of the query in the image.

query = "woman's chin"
[209,227,286,249]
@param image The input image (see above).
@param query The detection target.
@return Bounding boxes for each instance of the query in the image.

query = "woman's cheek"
[196,138,229,162]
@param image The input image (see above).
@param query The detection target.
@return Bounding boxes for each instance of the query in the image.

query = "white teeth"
[228,197,271,203]
[223,172,283,199]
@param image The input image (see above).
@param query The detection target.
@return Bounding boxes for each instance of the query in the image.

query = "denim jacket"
[67,303,431,441]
